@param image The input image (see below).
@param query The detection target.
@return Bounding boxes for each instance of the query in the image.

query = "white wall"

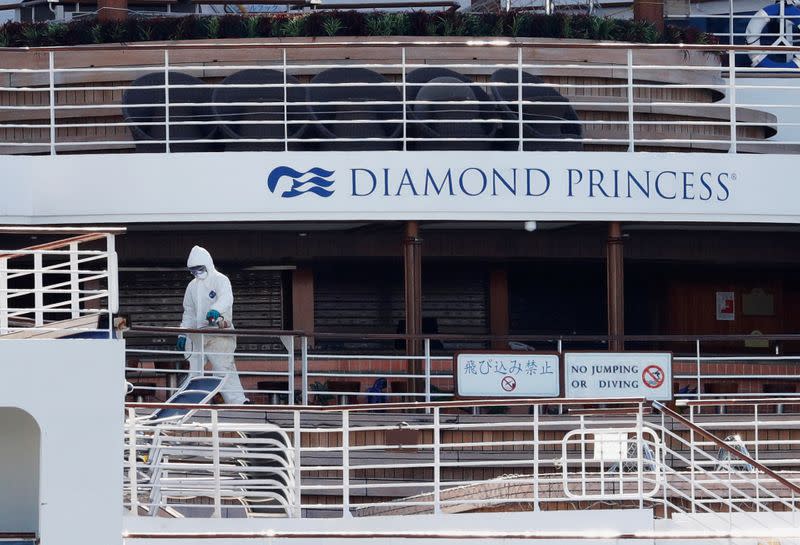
[2,151,800,225]
[0,407,39,533]
[125,509,654,545]
[0,339,124,545]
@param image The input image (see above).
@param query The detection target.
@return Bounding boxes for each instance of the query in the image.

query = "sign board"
[455,353,560,398]
[2,151,800,225]
[716,291,735,321]
[564,352,672,401]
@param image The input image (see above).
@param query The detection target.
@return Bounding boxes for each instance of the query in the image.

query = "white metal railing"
[122,398,800,523]
[0,227,123,338]
[123,329,800,408]
[2,41,800,155]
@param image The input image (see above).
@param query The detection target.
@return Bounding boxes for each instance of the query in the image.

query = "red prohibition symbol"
[642,365,665,389]
[501,375,517,392]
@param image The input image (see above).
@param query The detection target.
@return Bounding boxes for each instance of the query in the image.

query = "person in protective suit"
[176,246,249,405]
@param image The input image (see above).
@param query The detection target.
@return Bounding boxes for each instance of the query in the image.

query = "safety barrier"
[122,397,800,523]
[124,327,800,408]
[0,227,123,338]
[0,40,798,156]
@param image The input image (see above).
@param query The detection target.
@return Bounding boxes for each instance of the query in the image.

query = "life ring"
[745,2,800,68]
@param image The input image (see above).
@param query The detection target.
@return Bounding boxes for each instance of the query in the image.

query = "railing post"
[424,338,431,406]
[286,335,295,405]
[636,401,644,509]
[301,336,309,406]
[48,51,56,156]
[728,0,734,45]
[433,406,441,515]
[660,410,667,518]
[292,410,302,518]
[626,48,635,152]
[754,404,760,512]
[107,234,119,330]
[533,405,540,511]
[69,242,79,320]
[342,409,350,517]
[517,47,523,151]
[689,405,696,513]
[0,257,7,334]
[728,49,737,154]
[211,410,221,518]
[283,48,288,152]
[402,47,407,152]
[199,333,206,378]
[127,407,139,516]
[695,339,702,402]
[579,415,586,496]
[163,50,170,154]
[34,251,43,327]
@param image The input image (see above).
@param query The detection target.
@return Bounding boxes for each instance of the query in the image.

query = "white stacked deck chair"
[130,375,224,516]
[130,376,294,518]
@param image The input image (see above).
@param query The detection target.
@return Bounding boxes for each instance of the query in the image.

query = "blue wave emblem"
[267,166,335,198]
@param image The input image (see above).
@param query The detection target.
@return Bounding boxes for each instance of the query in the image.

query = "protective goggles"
[188,265,207,278]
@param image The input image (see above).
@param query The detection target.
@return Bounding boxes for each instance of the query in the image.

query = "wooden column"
[606,222,625,351]
[292,267,314,343]
[489,268,509,349]
[634,0,664,32]
[97,0,128,22]
[403,221,423,355]
[404,222,423,396]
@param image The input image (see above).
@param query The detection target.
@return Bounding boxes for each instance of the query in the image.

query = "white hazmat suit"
[180,246,248,404]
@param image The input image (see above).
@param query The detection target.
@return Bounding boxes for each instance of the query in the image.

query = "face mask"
[189,265,208,280]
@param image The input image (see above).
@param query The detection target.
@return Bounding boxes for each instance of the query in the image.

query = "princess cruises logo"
[267,166,335,198]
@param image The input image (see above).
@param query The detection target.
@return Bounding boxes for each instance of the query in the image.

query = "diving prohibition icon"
[501,376,517,392]
[642,365,665,389]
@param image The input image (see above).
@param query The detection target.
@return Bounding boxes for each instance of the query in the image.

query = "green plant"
[365,14,383,36]
[204,16,219,39]
[137,25,153,42]
[424,17,438,36]
[45,22,67,45]
[0,10,716,47]
[90,24,104,44]
[322,16,343,37]
[280,15,305,37]
[21,24,44,46]
[242,16,258,38]
[510,14,524,37]
[108,22,127,43]
[440,13,465,36]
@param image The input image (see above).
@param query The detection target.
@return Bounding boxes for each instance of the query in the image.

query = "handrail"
[0,233,109,261]
[0,226,126,235]
[4,37,800,54]
[128,325,800,343]
[652,400,800,496]
[127,396,645,412]
[681,397,800,407]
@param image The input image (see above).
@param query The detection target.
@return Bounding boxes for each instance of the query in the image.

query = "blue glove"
[176,335,187,352]
[206,309,221,324]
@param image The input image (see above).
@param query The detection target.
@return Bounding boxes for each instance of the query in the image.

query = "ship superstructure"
[2,1,800,544]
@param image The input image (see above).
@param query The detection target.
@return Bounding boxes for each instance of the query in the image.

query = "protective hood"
[187,246,216,274]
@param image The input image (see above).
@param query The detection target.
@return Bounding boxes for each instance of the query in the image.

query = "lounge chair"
[122,71,217,153]
[212,69,310,151]
[405,67,500,150]
[308,67,403,151]
[489,68,583,151]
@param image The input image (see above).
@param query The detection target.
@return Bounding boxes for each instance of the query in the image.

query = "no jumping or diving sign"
[564,352,673,401]
[642,365,665,389]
